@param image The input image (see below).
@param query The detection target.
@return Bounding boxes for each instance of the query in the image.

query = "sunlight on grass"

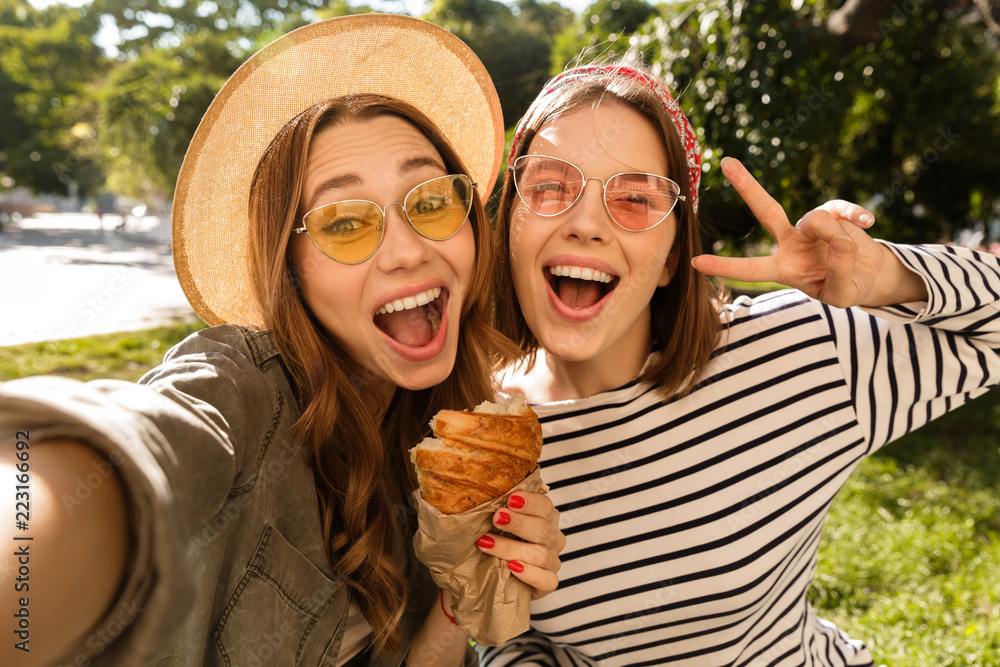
[0,320,207,382]
[811,392,1000,666]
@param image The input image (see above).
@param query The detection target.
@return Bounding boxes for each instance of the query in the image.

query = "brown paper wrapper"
[411,466,548,646]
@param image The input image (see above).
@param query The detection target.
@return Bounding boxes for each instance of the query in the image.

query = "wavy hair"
[494,61,727,399]
[247,95,513,652]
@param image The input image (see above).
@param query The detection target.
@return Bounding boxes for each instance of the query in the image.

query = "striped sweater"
[481,244,1000,666]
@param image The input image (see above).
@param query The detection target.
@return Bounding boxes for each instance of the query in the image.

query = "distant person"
[480,60,1000,665]
[0,16,563,666]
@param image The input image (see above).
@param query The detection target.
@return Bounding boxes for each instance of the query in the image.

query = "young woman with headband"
[0,16,563,667]
[483,61,1000,665]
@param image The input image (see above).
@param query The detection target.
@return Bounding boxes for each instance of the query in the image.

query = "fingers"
[691,253,779,284]
[475,492,565,598]
[477,532,560,597]
[721,157,792,242]
[495,492,564,548]
[816,199,875,229]
[796,210,862,306]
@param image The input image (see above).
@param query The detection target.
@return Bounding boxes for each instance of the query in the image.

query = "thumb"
[821,235,860,307]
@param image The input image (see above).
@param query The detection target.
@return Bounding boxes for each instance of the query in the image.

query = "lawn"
[1,323,997,665]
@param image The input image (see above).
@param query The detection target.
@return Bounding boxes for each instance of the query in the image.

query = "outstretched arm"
[692,157,928,308]
[1,438,129,666]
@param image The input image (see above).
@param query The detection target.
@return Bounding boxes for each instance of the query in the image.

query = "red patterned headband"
[510,64,702,214]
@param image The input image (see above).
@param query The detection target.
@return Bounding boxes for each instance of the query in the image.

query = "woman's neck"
[505,338,652,403]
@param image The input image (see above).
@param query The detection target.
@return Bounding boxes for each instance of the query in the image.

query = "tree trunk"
[826,0,899,47]
[973,0,1000,35]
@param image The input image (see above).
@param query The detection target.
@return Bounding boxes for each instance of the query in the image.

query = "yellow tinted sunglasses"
[294,174,475,264]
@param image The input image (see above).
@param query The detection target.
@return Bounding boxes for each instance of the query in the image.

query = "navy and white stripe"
[481,244,1000,666]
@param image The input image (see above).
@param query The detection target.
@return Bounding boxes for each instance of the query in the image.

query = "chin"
[393,354,457,391]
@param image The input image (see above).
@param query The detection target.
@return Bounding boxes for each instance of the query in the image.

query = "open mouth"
[546,265,618,310]
[374,286,445,348]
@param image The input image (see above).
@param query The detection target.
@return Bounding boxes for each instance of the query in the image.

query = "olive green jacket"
[0,325,476,666]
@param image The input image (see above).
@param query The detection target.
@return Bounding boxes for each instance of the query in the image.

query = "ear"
[658,246,681,287]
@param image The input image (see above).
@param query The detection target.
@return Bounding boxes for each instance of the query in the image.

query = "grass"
[0,320,206,382]
[810,391,1000,666]
[1,324,997,664]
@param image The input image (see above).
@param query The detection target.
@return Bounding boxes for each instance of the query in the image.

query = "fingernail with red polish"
[508,561,524,573]
[477,535,495,549]
[508,495,525,510]
[496,511,512,526]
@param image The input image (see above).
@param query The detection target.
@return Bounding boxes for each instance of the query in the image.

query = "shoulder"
[139,325,292,413]
[162,324,281,370]
[497,351,555,404]
[716,288,839,352]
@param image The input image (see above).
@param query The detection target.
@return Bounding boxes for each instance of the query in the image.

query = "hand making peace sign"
[692,158,928,308]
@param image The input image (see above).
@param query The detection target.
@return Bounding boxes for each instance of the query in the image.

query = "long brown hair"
[247,95,513,652]
[494,63,727,400]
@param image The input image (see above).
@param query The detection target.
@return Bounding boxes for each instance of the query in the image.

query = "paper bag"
[411,466,548,646]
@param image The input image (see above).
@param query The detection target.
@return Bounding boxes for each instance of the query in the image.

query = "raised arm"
[692,157,928,308]
[1,437,129,666]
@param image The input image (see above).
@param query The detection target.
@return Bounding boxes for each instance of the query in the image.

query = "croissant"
[411,394,543,514]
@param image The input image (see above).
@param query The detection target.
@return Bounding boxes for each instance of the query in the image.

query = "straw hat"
[171,14,504,327]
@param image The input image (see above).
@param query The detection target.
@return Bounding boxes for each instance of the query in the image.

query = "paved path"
[0,212,198,347]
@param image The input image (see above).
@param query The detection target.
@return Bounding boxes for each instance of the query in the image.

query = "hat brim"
[172,14,503,327]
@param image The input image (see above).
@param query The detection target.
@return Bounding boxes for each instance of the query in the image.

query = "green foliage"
[551,0,657,71]
[88,0,322,56]
[99,32,239,198]
[597,0,1000,248]
[423,0,573,125]
[0,0,107,197]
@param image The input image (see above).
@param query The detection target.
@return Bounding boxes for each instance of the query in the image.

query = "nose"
[560,177,613,243]
[375,203,431,272]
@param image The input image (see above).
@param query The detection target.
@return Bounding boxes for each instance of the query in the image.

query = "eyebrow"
[400,156,447,175]
[308,173,363,209]
[307,156,448,209]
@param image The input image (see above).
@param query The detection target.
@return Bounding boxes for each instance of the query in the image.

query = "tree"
[0,0,107,198]
[423,0,573,126]
[98,32,239,199]
[551,0,657,72]
[612,0,1000,246]
[88,0,325,58]
[94,0,381,200]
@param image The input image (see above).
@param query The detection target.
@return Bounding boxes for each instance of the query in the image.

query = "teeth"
[427,308,441,336]
[376,287,442,315]
[548,265,614,284]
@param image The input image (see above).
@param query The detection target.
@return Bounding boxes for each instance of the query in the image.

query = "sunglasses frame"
[293,173,476,265]
[508,154,686,233]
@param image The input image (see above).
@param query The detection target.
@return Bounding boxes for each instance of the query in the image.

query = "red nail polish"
[496,511,512,526]
[508,495,526,510]
[508,560,524,573]
[477,535,495,549]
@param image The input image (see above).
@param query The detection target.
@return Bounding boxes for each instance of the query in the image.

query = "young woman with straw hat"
[482,61,1000,665]
[0,15,563,667]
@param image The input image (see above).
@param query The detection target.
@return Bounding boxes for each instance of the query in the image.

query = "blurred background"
[1,2,999,663]
[3,0,1000,251]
